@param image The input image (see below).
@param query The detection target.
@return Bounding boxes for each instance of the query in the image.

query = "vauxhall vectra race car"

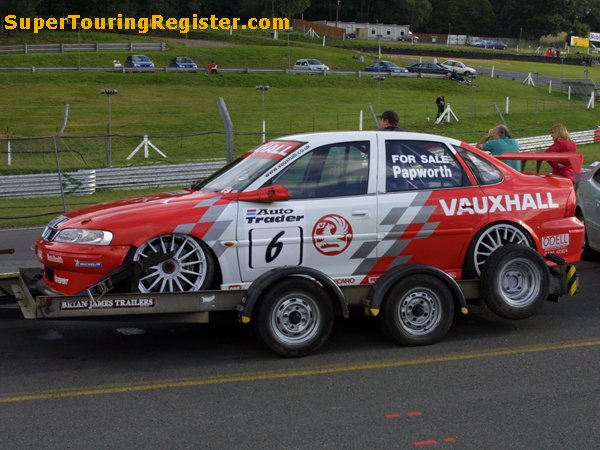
[34,131,583,355]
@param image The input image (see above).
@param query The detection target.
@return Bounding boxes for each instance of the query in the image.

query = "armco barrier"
[0,170,96,198]
[0,161,226,199]
[95,160,226,189]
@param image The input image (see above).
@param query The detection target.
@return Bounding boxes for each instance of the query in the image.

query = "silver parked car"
[576,163,600,259]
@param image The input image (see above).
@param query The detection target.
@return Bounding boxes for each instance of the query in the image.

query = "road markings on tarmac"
[1,338,600,403]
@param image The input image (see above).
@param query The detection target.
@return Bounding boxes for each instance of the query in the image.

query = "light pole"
[519,27,523,52]
[447,23,451,47]
[100,88,118,167]
[285,29,292,68]
[373,75,385,113]
[256,85,270,142]
[376,34,382,59]
[335,0,341,29]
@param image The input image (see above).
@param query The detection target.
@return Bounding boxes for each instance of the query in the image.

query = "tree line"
[2,0,600,39]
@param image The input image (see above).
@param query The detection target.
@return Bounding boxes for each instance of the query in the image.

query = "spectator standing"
[476,124,521,171]
[545,123,578,182]
[378,110,406,131]
[435,96,445,119]
[208,60,218,74]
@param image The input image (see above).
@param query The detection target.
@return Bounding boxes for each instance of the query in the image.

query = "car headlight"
[53,229,113,246]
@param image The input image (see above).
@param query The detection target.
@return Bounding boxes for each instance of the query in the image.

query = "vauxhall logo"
[439,193,559,216]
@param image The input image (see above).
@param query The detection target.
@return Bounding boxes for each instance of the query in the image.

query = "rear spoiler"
[495,152,583,175]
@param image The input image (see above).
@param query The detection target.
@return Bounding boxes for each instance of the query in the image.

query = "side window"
[456,147,504,185]
[272,141,370,199]
[386,140,467,192]
[592,167,600,184]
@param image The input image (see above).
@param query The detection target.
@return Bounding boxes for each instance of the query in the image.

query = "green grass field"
[1,30,600,227]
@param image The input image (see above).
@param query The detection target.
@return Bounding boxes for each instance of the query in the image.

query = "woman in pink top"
[545,123,578,182]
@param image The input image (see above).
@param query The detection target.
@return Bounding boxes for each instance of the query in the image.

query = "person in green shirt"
[476,124,521,171]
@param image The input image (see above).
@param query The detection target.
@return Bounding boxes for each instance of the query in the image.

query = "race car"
[37,131,583,299]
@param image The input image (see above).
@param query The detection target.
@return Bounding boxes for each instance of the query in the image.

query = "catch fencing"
[2,128,600,201]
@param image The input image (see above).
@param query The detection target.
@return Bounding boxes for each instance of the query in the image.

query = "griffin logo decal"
[312,214,353,256]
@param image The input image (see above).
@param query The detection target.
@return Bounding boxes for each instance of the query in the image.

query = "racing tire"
[465,222,533,278]
[132,234,214,293]
[254,278,333,358]
[480,244,549,320]
[380,275,454,346]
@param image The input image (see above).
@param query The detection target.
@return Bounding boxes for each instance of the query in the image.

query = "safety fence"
[2,128,599,200]
[0,42,167,55]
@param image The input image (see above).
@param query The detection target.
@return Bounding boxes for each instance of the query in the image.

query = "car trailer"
[0,245,578,357]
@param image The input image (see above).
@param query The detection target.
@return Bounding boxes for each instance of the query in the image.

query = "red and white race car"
[38,131,583,297]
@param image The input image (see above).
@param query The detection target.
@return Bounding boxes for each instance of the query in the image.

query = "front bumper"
[35,239,131,295]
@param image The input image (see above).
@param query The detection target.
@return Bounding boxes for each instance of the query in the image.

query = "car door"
[374,136,488,279]
[237,137,378,285]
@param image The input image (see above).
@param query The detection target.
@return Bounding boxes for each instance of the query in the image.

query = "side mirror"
[224,184,290,202]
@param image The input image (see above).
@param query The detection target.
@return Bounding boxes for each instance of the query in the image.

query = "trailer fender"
[370,264,469,316]
[239,266,349,323]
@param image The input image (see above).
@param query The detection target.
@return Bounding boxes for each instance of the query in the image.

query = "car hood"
[58,189,224,245]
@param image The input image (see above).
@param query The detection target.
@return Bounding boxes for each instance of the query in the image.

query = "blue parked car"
[124,55,155,68]
[470,40,507,50]
[364,61,408,73]
[169,56,198,69]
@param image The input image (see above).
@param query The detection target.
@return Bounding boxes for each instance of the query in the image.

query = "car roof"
[273,130,463,147]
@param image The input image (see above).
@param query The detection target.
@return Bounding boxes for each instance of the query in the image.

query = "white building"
[317,21,412,41]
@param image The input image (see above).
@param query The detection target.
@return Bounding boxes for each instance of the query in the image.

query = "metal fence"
[0,42,167,55]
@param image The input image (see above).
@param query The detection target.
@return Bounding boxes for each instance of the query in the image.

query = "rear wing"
[495,152,583,175]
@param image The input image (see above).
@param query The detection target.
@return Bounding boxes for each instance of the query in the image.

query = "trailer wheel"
[132,234,214,293]
[381,275,454,346]
[480,244,549,320]
[466,222,532,278]
[254,278,333,358]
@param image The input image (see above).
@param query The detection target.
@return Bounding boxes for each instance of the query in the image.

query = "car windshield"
[132,56,149,62]
[177,57,191,63]
[307,60,322,65]
[191,140,306,193]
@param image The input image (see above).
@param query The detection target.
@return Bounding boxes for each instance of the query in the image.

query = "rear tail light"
[565,189,577,217]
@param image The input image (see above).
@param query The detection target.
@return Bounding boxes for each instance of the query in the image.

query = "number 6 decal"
[266,230,285,263]
[248,227,303,269]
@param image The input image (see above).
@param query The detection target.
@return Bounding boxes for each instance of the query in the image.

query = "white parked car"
[440,60,477,76]
[294,59,330,71]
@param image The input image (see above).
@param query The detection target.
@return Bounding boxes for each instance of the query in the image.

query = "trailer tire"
[480,244,549,320]
[254,278,333,357]
[381,274,454,346]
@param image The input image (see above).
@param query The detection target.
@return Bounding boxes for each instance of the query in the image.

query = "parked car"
[576,163,600,259]
[407,62,451,75]
[397,33,418,43]
[168,56,198,69]
[124,55,155,68]
[364,61,408,73]
[293,59,330,71]
[470,40,507,50]
[440,60,477,76]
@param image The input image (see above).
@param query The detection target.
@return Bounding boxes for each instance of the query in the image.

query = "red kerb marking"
[385,413,401,419]
[443,438,457,443]
[406,411,423,417]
